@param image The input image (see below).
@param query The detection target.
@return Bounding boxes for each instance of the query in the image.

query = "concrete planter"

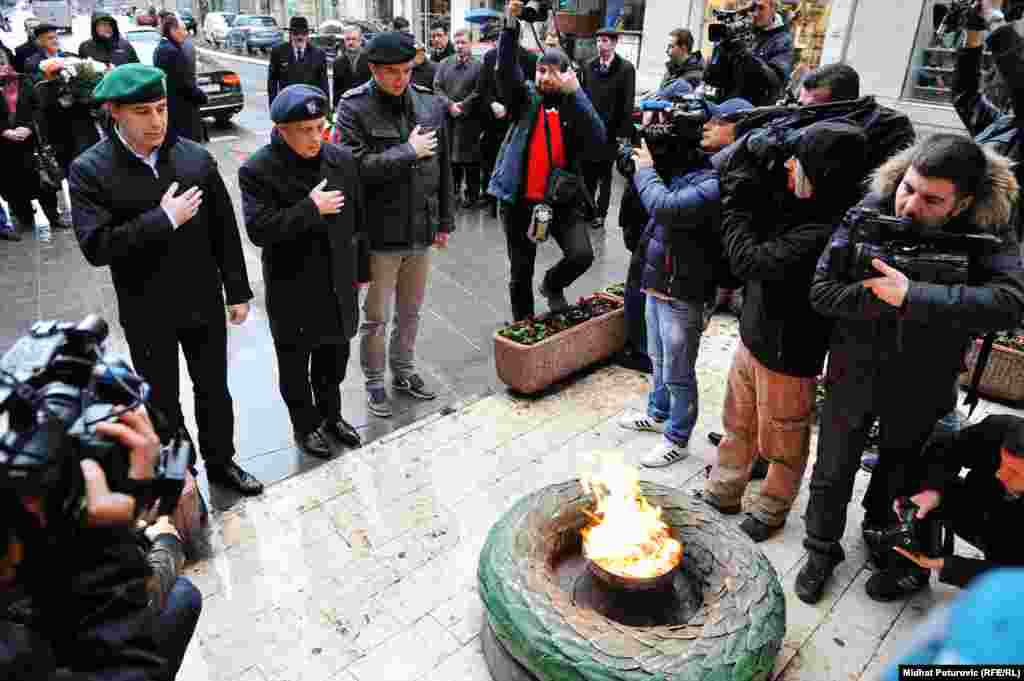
[494,294,626,394]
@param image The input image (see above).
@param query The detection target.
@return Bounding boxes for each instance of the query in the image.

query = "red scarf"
[524,108,566,202]
[2,80,17,118]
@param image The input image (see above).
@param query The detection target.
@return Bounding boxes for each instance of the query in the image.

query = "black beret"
[271,84,329,123]
[34,23,58,37]
[364,31,416,64]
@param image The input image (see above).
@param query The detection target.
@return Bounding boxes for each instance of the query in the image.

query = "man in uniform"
[69,64,263,496]
[268,16,329,109]
[335,31,453,418]
[239,84,363,457]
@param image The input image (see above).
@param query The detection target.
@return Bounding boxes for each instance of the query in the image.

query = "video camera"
[0,316,190,535]
[708,5,754,45]
[865,498,946,558]
[519,0,552,23]
[828,207,1003,284]
[616,96,710,176]
[934,0,975,38]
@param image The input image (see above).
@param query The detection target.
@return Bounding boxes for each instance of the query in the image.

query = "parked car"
[226,14,282,54]
[124,28,244,126]
[203,11,234,49]
[179,8,196,34]
[311,18,382,63]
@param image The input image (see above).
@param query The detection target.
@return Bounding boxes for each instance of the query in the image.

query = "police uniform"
[239,85,363,457]
[267,16,329,109]
[68,64,263,496]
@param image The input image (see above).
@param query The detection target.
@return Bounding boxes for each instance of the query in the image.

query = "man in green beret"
[69,63,264,496]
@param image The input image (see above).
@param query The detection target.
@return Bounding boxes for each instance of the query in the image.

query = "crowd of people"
[2,0,1024,676]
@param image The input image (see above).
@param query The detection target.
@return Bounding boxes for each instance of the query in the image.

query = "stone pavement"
[174,314,1022,681]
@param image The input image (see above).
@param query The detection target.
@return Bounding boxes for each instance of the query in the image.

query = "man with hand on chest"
[239,84,364,457]
[69,64,262,496]
[268,16,329,109]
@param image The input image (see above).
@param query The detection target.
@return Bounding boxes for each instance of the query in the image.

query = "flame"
[580,453,682,580]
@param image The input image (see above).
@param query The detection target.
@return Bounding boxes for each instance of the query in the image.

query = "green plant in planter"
[605,282,625,298]
[994,331,1024,353]
[498,296,622,346]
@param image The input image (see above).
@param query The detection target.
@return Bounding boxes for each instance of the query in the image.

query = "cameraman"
[704,0,793,106]
[889,414,1024,590]
[0,407,192,679]
[488,1,605,320]
[617,95,754,466]
[953,0,1024,239]
[701,121,870,543]
[798,135,1024,604]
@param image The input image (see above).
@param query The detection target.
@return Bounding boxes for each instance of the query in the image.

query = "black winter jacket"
[332,49,372,106]
[920,415,1024,588]
[705,22,793,106]
[239,132,366,344]
[660,52,705,90]
[153,38,207,143]
[69,131,253,336]
[812,149,1024,416]
[580,53,636,161]
[336,80,454,251]
[77,13,140,65]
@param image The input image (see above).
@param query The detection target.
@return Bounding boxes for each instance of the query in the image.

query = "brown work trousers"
[705,341,816,527]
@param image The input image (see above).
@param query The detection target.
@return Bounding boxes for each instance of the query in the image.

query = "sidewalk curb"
[197,46,269,67]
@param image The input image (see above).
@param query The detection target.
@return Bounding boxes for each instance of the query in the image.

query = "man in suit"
[332,24,372,106]
[268,16,328,108]
[13,17,41,73]
[154,14,208,143]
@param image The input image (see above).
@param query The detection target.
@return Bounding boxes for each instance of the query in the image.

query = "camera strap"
[963,332,997,419]
[541,105,597,216]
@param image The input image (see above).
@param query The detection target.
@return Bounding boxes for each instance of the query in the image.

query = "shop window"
[550,0,647,66]
[902,0,1024,109]
[699,0,833,93]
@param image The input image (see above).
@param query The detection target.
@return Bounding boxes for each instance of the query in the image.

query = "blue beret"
[364,31,416,64]
[271,84,329,124]
[92,63,166,104]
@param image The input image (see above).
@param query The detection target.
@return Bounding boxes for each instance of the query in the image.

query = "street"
[0,12,633,510]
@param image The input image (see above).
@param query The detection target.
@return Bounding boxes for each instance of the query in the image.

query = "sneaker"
[539,281,569,313]
[865,569,929,602]
[367,387,393,417]
[392,374,437,401]
[795,552,837,604]
[739,515,783,543]
[618,411,665,434]
[0,223,20,241]
[640,441,689,468]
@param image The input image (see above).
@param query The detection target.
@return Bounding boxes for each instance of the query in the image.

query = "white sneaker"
[641,441,689,468]
[618,411,666,434]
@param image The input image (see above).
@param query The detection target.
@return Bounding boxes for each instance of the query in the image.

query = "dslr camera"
[708,5,754,45]
[828,207,1003,284]
[866,497,945,558]
[518,0,552,23]
[616,96,710,176]
[0,316,190,534]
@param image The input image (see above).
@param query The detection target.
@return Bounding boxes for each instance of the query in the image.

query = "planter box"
[494,294,626,394]
[958,338,1024,403]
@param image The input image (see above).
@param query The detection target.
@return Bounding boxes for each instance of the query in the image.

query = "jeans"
[154,577,203,679]
[359,251,431,389]
[273,340,351,435]
[706,341,816,527]
[645,295,702,446]
[502,202,595,321]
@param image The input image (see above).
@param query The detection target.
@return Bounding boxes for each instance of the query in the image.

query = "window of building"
[902,0,1024,109]
[699,0,834,94]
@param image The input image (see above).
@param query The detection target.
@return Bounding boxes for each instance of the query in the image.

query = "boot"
[795,552,837,604]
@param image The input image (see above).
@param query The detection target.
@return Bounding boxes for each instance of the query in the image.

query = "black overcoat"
[238,133,366,345]
[153,37,208,143]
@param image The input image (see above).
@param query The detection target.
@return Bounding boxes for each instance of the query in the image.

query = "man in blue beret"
[336,31,453,418]
[69,63,263,496]
[239,84,364,457]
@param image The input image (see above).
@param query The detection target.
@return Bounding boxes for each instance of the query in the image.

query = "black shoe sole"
[393,384,437,401]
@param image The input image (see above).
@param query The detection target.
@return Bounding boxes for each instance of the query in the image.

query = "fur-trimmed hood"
[870,143,1019,229]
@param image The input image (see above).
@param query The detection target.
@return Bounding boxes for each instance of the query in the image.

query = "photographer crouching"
[798,135,1024,604]
[703,0,793,106]
[0,317,201,679]
[700,121,871,542]
[616,89,753,466]
[887,414,1024,589]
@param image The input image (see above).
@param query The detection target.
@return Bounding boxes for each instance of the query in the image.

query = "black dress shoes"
[206,461,264,496]
[326,417,361,448]
[298,426,332,459]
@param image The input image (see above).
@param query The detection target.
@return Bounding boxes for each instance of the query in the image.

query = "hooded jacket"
[661,51,705,90]
[77,13,139,65]
[721,121,869,378]
[812,144,1024,416]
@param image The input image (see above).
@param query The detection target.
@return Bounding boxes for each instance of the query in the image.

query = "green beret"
[92,63,166,104]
